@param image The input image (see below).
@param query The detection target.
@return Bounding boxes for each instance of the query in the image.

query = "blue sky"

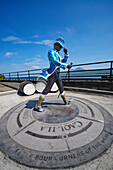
[0,0,113,73]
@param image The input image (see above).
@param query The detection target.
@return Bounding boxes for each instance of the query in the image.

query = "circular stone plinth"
[0,96,113,169]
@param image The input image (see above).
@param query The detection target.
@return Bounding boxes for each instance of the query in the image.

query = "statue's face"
[54,43,62,51]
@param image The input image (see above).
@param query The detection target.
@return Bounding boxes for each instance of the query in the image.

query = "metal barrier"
[1,60,113,81]
[2,68,42,81]
[61,60,113,81]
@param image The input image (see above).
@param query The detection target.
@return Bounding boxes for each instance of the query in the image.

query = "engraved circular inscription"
[33,100,79,123]
[0,96,113,169]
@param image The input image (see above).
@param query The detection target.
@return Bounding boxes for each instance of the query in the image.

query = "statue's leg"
[35,94,45,112]
[56,75,67,105]
[61,91,67,105]
[36,74,55,111]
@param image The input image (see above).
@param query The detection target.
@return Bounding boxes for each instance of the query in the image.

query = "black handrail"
[1,60,113,81]
[72,60,113,67]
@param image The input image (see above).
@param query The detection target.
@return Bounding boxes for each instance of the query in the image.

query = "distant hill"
[72,67,85,71]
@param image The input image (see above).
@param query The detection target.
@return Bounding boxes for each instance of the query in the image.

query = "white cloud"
[2,36,53,46]
[24,58,42,66]
[42,40,53,46]
[2,36,20,42]
[66,27,76,33]
[56,31,61,34]
[4,52,17,57]
[36,55,41,57]
[25,57,37,61]
[14,40,32,44]
[34,41,43,45]
[2,36,32,44]
[32,66,40,69]
[11,64,19,67]
[32,35,39,38]
[66,28,71,32]
[11,58,41,70]
[24,62,33,66]
[34,40,53,46]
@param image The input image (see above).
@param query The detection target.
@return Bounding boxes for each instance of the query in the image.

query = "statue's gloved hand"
[67,64,72,69]
[63,48,68,55]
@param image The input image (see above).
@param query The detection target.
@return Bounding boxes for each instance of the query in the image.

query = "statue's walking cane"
[58,62,73,98]
[64,62,73,83]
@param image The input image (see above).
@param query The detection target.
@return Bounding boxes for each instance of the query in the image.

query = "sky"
[0,0,113,73]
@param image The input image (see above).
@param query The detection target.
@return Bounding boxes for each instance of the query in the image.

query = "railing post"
[9,73,11,79]
[28,71,30,80]
[2,74,4,80]
[68,69,70,83]
[110,61,113,80]
[17,72,19,80]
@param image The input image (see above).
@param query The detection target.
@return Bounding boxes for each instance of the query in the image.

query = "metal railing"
[60,60,113,81]
[1,60,113,81]
[2,68,42,81]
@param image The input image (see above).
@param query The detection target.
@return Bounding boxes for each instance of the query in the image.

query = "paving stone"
[0,83,14,92]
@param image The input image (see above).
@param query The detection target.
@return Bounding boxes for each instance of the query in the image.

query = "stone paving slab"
[0,83,15,92]
[0,82,20,90]
[0,91,113,170]
[0,90,17,96]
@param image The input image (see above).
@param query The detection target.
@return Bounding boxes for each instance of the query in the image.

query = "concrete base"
[0,91,113,170]
[0,95,113,169]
